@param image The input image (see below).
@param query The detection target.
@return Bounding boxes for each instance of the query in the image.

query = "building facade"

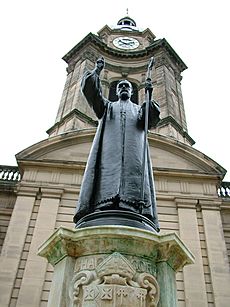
[0,16,230,306]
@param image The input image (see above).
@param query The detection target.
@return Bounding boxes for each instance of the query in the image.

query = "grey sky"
[0,0,229,180]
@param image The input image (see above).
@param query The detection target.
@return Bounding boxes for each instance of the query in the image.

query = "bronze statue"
[74,57,160,231]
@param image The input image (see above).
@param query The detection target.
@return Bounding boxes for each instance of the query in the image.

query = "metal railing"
[0,165,21,182]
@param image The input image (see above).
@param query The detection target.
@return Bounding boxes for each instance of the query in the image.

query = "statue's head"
[116,80,133,100]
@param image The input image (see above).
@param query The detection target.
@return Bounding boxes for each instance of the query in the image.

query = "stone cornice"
[157,116,195,145]
[49,113,194,148]
[46,108,98,136]
[17,159,86,171]
[66,46,183,79]
[62,33,187,72]
[154,168,224,180]
[147,38,187,71]
[62,32,147,63]
[38,226,194,272]
[16,158,224,182]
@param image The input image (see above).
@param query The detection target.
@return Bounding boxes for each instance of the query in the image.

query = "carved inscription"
[130,258,156,276]
[75,255,104,272]
[75,254,156,276]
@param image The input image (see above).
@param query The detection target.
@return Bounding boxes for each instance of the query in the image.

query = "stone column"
[201,200,230,306]
[0,186,38,307]
[38,226,194,307]
[176,198,208,306]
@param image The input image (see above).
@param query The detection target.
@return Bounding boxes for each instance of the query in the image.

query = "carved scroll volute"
[70,271,96,307]
[136,272,160,307]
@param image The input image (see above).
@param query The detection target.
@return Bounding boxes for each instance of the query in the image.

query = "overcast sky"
[0,0,229,181]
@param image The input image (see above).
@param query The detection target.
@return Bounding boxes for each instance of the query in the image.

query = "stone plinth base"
[38,226,194,307]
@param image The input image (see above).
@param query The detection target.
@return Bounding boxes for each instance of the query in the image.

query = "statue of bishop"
[74,57,160,231]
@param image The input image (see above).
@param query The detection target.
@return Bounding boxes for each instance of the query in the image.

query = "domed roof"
[114,14,138,31]
[117,15,136,27]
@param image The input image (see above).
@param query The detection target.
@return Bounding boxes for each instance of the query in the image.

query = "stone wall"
[0,133,230,306]
[1,177,229,306]
[0,184,17,253]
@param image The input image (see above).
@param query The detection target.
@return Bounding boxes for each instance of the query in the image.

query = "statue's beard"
[119,91,130,100]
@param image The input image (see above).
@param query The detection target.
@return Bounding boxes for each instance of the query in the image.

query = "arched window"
[108,81,139,104]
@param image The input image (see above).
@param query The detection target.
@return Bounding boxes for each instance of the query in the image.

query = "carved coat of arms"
[70,252,159,307]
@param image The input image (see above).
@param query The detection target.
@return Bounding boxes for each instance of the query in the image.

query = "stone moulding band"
[38,226,195,271]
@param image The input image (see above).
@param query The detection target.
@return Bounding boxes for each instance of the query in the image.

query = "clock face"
[113,37,140,50]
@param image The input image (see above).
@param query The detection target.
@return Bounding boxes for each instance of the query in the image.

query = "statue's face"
[116,80,133,100]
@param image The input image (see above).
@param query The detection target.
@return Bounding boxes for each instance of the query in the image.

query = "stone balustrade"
[218,181,230,198]
[0,165,21,182]
[0,164,230,199]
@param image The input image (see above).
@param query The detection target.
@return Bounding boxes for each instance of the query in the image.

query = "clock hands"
[113,37,139,50]
[118,39,134,46]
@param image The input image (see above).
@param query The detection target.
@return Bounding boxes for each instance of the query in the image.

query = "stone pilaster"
[176,198,208,306]
[0,186,38,307]
[16,188,63,307]
[201,200,230,306]
[38,226,194,307]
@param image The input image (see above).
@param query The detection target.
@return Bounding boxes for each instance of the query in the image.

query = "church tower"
[1,15,230,307]
[48,15,194,145]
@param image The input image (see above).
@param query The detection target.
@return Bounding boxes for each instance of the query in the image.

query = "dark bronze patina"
[74,57,160,232]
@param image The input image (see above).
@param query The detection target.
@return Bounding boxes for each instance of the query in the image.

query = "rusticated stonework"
[70,252,159,307]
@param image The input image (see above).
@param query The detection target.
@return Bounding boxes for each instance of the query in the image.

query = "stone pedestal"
[38,226,194,307]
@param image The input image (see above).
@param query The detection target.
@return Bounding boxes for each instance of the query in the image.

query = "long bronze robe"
[74,70,160,229]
